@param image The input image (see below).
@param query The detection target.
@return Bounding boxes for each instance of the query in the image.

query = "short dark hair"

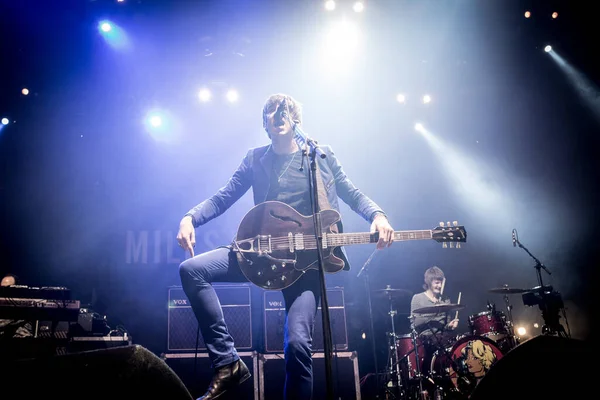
[423,266,444,290]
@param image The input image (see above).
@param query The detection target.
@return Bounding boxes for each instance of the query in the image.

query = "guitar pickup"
[295,234,304,251]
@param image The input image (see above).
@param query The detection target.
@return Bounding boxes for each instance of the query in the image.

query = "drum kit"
[371,284,534,400]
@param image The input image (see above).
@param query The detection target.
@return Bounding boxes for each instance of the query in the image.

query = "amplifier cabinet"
[263,287,348,353]
[167,284,252,351]
[258,351,361,400]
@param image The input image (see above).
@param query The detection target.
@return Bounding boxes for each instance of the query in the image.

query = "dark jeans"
[179,247,321,400]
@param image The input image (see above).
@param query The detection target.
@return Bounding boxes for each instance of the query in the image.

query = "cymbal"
[488,287,528,294]
[372,288,413,297]
[412,303,465,314]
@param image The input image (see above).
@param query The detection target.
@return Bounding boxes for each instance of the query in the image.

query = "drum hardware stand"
[512,229,570,338]
[357,250,392,399]
[500,286,519,348]
[408,315,427,400]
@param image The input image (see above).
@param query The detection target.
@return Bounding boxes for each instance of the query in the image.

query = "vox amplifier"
[167,284,252,351]
[263,287,348,353]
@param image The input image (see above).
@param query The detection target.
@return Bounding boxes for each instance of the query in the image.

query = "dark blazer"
[186,144,386,270]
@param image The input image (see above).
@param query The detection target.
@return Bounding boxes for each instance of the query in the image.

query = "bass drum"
[428,335,504,396]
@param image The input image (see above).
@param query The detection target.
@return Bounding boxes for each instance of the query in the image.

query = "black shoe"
[197,359,251,400]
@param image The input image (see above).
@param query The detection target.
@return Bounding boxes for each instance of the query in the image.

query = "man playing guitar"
[176,93,394,400]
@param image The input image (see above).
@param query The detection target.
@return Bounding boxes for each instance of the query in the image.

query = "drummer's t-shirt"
[410,292,451,336]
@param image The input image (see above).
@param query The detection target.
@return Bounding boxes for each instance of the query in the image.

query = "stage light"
[415,123,424,132]
[226,89,239,103]
[361,332,366,339]
[524,11,531,18]
[552,12,558,19]
[22,88,29,95]
[100,21,112,33]
[324,0,335,11]
[396,94,406,103]
[353,2,364,13]
[517,326,526,336]
[1,118,9,125]
[198,88,211,102]
[533,323,539,328]
[423,94,431,104]
[545,45,552,52]
[98,20,129,50]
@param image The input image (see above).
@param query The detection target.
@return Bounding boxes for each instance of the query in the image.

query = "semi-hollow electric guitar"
[233,201,467,290]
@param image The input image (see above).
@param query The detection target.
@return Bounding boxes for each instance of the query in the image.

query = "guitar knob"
[266,281,271,287]
[271,265,277,271]
[257,271,262,276]
[281,275,286,281]
[281,262,286,268]
[453,221,458,226]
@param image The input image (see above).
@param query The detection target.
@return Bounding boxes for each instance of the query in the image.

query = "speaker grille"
[167,285,252,351]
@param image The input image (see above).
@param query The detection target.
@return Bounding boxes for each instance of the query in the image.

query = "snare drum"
[396,333,426,380]
[468,310,509,341]
[429,335,503,395]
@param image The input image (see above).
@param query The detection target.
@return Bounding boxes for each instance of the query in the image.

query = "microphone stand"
[357,249,381,398]
[294,123,334,399]
[513,229,568,338]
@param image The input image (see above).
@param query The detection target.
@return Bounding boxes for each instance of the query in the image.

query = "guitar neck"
[326,230,432,247]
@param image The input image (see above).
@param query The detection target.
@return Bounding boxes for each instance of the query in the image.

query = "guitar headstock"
[432,221,467,248]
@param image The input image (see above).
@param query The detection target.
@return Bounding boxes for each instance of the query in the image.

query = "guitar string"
[265,232,434,244]
[265,230,434,242]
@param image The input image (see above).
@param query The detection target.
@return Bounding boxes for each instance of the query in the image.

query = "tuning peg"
[443,242,448,249]
[453,221,458,227]
[439,221,445,227]
[446,221,451,228]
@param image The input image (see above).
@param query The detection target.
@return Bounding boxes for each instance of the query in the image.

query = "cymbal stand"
[386,295,403,395]
[501,289,518,348]
[408,315,425,399]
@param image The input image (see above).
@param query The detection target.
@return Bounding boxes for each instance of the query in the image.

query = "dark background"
[0,0,597,381]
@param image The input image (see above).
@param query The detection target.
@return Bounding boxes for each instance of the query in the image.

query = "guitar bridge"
[234,235,272,254]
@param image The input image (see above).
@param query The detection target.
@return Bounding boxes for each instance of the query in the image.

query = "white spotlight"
[22,88,29,95]
[396,94,406,103]
[149,115,162,127]
[544,45,552,52]
[353,2,364,13]
[517,326,527,336]
[226,89,239,103]
[324,1,335,11]
[1,118,9,125]
[423,94,432,104]
[415,123,424,132]
[100,22,112,33]
[198,88,211,102]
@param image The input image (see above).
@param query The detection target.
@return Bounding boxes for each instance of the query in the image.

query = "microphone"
[512,229,517,247]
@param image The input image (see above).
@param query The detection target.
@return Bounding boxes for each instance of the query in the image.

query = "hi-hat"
[373,286,413,298]
[488,287,528,294]
[412,303,465,314]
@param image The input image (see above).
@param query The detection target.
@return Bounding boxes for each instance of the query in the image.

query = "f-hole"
[269,210,302,227]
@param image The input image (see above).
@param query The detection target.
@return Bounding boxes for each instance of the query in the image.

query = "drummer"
[410,266,459,337]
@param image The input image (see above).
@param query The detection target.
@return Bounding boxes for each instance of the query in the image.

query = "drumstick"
[454,292,462,320]
[440,277,446,296]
